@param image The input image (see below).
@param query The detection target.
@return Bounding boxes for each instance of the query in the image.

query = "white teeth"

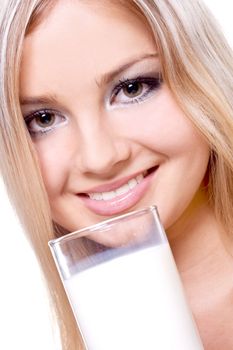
[89,193,103,200]
[128,178,137,189]
[116,183,130,196]
[136,174,144,183]
[102,191,116,200]
[88,172,146,201]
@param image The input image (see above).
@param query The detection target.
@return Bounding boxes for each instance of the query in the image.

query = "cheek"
[152,140,210,230]
[114,87,201,156]
[34,138,71,199]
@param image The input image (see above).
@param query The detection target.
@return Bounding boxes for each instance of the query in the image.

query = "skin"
[20,1,233,348]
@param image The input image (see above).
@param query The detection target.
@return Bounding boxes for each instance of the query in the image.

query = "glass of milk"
[49,206,204,350]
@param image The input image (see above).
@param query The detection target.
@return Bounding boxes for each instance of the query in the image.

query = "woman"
[1,0,233,349]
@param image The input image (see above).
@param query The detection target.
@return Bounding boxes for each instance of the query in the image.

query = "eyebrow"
[20,52,158,106]
[96,52,158,86]
[20,94,60,107]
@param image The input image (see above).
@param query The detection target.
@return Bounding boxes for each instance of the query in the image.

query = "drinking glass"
[49,205,204,350]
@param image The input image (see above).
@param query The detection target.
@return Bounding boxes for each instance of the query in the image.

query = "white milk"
[64,243,204,350]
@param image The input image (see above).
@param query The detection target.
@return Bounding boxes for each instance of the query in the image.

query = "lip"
[77,167,157,216]
[79,169,147,194]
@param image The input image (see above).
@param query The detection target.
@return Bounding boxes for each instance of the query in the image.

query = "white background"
[0,1,232,349]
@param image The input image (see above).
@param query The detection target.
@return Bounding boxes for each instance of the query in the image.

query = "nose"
[76,118,131,177]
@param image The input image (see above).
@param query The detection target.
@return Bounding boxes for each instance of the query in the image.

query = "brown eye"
[111,76,162,106]
[123,82,143,98]
[35,112,55,127]
[24,109,67,136]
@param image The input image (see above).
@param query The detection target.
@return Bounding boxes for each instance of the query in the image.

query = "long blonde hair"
[1,0,233,349]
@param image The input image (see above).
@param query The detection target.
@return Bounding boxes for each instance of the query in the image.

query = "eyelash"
[110,75,163,106]
[24,74,163,136]
[24,109,67,137]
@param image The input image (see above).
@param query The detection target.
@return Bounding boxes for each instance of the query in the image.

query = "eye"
[35,111,55,127]
[110,75,162,106]
[24,109,67,136]
[122,81,143,98]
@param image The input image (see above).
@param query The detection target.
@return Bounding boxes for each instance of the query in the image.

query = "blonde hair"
[1,0,233,349]
[135,0,233,243]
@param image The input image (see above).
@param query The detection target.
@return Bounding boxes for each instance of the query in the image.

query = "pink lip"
[79,170,147,193]
[77,168,157,216]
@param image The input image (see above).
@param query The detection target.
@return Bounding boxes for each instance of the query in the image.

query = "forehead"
[20,0,156,99]
[26,0,151,41]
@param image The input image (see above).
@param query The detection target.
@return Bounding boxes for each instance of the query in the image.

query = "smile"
[88,174,144,201]
[78,167,158,216]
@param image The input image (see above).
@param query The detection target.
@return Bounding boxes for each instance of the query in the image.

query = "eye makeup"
[24,109,68,136]
[22,59,163,137]
[110,73,163,106]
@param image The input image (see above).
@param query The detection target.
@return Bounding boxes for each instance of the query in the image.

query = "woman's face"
[20,0,210,238]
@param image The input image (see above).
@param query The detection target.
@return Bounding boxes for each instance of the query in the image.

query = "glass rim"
[48,205,158,247]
